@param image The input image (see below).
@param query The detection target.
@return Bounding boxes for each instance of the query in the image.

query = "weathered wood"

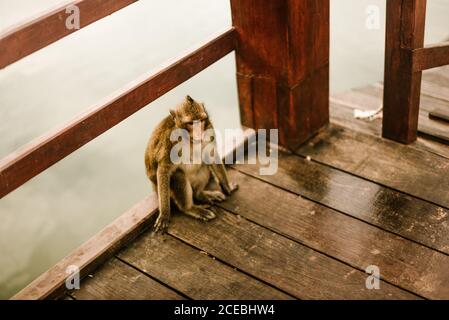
[412,42,449,72]
[297,125,449,208]
[234,150,449,256]
[223,169,449,299]
[0,28,236,199]
[330,99,449,159]
[0,0,137,69]
[12,195,159,300]
[429,109,449,123]
[418,125,449,146]
[421,72,449,102]
[331,84,449,157]
[231,0,329,149]
[168,208,417,299]
[119,233,293,300]
[355,85,449,145]
[72,258,184,300]
[383,0,427,143]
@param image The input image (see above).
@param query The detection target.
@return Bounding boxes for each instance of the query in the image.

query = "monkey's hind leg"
[171,171,216,221]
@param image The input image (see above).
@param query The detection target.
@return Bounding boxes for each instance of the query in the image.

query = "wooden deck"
[16,66,449,300]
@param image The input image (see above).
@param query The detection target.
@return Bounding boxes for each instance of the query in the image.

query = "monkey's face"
[171,95,211,142]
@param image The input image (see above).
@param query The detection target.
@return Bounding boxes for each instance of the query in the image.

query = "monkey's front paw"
[223,182,239,196]
[153,215,170,234]
[194,206,217,221]
[203,190,226,203]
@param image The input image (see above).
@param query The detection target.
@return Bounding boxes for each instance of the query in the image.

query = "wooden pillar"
[231,0,330,150]
[383,0,427,144]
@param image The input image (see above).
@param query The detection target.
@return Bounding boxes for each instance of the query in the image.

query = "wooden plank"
[0,27,236,199]
[331,85,449,158]
[119,233,293,300]
[224,169,449,299]
[353,85,449,145]
[418,125,449,146]
[383,0,427,143]
[330,100,449,159]
[12,194,159,300]
[412,42,449,72]
[167,208,417,299]
[231,0,329,149]
[0,0,137,69]
[421,72,449,102]
[429,109,449,123]
[296,124,449,208]
[233,150,449,256]
[72,258,184,300]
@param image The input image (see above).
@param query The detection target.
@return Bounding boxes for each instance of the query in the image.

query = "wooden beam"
[383,0,427,144]
[0,28,236,199]
[12,194,159,300]
[412,42,449,72]
[429,108,449,123]
[0,0,138,69]
[231,0,330,150]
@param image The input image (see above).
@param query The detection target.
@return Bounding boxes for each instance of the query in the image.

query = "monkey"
[145,95,238,233]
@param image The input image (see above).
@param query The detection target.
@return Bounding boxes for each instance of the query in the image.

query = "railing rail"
[0,27,236,199]
[0,0,137,69]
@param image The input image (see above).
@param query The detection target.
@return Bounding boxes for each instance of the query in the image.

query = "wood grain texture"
[330,99,449,159]
[119,233,293,300]
[12,195,158,300]
[0,27,236,199]
[429,109,449,123]
[421,69,449,102]
[383,0,427,143]
[412,42,449,72]
[231,0,329,149]
[224,169,448,299]
[234,150,449,256]
[297,125,449,208]
[167,208,417,300]
[331,84,449,155]
[72,258,184,300]
[0,0,137,69]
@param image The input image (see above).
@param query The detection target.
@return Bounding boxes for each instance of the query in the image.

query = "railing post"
[231,0,330,150]
[383,0,427,144]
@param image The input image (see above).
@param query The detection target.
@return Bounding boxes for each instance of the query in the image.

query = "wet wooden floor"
[67,66,449,300]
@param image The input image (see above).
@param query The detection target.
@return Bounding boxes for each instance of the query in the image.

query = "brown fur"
[145,96,238,233]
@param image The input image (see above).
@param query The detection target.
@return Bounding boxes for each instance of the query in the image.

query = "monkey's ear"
[186,95,194,103]
[169,109,177,119]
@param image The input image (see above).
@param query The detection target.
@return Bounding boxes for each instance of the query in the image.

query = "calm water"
[0,0,448,299]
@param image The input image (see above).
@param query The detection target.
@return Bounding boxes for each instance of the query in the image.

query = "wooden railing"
[0,27,236,198]
[383,0,449,143]
[3,0,447,300]
[0,0,137,69]
[2,0,447,201]
[0,0,330,200]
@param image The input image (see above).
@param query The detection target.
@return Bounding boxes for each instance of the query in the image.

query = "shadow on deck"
[19,66,449,300]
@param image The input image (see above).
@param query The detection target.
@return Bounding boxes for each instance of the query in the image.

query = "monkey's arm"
[154,165,171,233]
[210,160,238,196]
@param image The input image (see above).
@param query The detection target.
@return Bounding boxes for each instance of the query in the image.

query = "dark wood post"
[383,0,427,144]
[231,0,330,150]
